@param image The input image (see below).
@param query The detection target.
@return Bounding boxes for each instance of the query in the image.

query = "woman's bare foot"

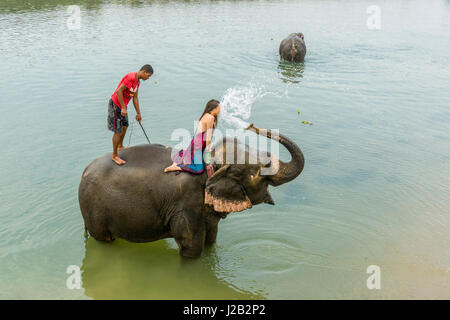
[164,163,181,172]
[112,155,126,165]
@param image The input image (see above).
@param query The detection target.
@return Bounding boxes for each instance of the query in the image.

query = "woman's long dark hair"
[199,99,220,128]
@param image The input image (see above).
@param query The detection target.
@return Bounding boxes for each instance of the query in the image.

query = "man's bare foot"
[164,164,181,172]
[112,155,126,166]
[117,145,126,151]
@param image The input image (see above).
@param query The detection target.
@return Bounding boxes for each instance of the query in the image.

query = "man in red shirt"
[108,64,153,165]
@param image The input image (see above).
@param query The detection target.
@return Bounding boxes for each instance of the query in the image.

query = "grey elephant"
[279,33,306,63]
[78,124,305,258]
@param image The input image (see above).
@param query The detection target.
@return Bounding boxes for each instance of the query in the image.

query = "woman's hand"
[136,113,142,122]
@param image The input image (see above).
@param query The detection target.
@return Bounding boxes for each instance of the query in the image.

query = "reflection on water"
[277,61,305,84]
[81,238,262,299]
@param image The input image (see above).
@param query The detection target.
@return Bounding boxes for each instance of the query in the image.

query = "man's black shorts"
[107,99,129,133]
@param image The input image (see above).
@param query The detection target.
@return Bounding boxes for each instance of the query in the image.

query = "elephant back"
[79,143,207,199]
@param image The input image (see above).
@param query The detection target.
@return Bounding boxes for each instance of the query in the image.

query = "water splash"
[220,81,288,129]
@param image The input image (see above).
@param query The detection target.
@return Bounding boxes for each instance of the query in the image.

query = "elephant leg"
[174,229,205,258]
[170,214,206,258]
[94,230,115,242]
[205,213,221,246]
[205,224,218,246]
[86,218,115,242]
[80,202,114,242]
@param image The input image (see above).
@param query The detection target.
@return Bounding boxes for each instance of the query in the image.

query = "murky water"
[1,0,449,299]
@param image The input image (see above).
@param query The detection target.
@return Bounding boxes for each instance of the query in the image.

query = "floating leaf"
[270,38,274,40]
[301,120,313,125]
[297,109,301,115]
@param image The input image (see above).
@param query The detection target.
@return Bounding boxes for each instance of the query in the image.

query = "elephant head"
[205,124,305,213]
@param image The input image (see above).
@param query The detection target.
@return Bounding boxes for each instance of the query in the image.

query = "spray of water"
[220,84,260,128]
[220,80,288,129]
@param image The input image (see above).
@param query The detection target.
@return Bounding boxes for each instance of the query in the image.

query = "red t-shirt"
[111,72,140,109]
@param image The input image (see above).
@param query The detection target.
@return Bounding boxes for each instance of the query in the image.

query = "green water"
[1,0,449,299]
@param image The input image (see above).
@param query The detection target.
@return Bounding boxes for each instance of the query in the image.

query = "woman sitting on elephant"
[164,99,220,176]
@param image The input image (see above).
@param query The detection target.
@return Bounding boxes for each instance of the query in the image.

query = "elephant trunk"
[246,123,304,186]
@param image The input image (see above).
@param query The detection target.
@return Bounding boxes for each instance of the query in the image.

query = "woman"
[164,99,220,176]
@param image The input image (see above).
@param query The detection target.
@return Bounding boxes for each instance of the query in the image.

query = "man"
[107,64,153,165]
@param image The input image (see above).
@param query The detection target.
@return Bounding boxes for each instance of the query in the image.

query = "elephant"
[279,33,306,63]
[78,124,305,258]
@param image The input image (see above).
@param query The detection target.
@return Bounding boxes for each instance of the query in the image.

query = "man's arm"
[116,84,128,116]
[132,91,142,122]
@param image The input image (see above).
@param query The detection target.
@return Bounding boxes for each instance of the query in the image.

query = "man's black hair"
[140,64,153,74]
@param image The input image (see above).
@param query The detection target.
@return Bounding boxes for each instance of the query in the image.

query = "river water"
[1,0,449,299]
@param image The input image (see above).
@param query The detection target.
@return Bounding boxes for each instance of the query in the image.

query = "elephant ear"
[204,165,252,213]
